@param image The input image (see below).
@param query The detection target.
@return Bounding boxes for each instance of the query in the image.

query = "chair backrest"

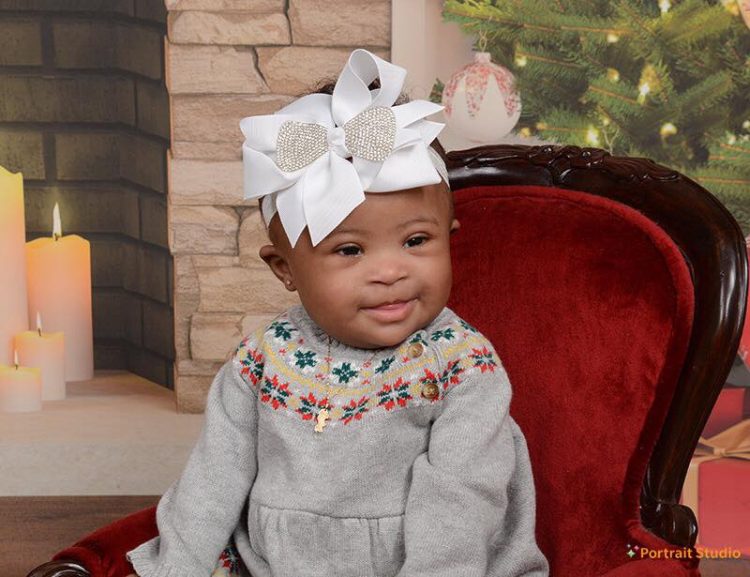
[443,144,747,577]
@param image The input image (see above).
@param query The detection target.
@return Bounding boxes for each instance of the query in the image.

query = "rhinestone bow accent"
[275,106,397,172]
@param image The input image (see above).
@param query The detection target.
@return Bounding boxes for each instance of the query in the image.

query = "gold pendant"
[314,407,330,433]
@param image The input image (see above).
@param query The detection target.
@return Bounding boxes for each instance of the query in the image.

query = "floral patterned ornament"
[441,51,522,143]
[442,52,521,119]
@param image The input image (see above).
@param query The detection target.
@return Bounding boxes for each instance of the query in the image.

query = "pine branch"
[441,0,748,205]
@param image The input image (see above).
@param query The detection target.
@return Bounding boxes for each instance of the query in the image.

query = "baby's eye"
[405,235,428,248]
[336,245,361,257]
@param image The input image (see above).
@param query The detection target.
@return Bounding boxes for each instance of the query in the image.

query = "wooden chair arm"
[27,560,90,577]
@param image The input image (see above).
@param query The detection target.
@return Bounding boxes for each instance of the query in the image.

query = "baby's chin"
[352,321,428,350]
[331,323,412,350]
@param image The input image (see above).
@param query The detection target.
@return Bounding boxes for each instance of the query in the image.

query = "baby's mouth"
[369,299,408,309]
[362,298,416,321]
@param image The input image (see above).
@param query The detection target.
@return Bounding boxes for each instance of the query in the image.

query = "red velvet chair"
[28,144,747,577]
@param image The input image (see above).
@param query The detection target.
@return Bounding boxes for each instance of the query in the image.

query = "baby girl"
[125,48,549,577]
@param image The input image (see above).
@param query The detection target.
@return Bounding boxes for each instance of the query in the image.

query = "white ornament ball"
[442,51,522,144]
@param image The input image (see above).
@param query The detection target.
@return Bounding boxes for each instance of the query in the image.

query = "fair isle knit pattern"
[235,313,498,429]
[126,304,550,577]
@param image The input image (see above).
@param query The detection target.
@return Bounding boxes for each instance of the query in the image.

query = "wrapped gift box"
[740,234,750,370]
[692,456,750,557]
[702,385,746,438]
[680,407,750,559]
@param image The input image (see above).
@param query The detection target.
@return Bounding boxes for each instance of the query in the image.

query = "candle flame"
[14,349,19,369]
[53,202,62,240]
[37,311,43,335]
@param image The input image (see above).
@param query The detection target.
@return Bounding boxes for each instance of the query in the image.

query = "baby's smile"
[361,297,419,323]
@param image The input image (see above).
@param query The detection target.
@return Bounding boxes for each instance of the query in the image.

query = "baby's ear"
[259,244,295,291]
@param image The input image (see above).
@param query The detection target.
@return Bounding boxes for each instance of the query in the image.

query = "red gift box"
[702,386,747,438]
[739,235,750,370]
[680,417,750,558]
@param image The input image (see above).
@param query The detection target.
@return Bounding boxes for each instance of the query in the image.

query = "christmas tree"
[441,0,750,233]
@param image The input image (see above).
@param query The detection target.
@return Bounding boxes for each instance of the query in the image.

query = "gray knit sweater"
[126,304,549,577]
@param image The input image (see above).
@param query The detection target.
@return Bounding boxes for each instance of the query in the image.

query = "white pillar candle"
[15,312,66,401]
[0,351,42,413]
[26,203,93,382]
[0,166,29,365]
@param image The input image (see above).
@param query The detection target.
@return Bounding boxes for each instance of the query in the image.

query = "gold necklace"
[313,335,381,433]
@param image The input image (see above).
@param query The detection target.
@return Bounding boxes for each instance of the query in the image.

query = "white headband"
[240,48,446,248]
[258,146,449,230]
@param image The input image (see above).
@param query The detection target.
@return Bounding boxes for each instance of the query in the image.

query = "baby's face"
[260,182,459,349]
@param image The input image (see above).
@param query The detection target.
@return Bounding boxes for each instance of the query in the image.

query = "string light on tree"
[637,82,650,104]
[586,126,600,146]
[720,0,740,15]
[607,68,620,82]
[637,64,661,104]
[659,0,671,14]
[515,54,528,67]
[660,122,678,140]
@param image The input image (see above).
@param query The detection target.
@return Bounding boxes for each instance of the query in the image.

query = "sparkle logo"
[626,543,640,559]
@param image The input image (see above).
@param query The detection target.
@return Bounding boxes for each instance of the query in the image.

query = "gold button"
[421,383,440,400]
[407,342,424,358]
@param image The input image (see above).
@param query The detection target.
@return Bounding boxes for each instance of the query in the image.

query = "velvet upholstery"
[447,185,699,577]
[52,506,157,577]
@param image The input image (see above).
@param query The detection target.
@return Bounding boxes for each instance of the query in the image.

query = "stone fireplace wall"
[166,0,391,412]
[0,1,173,386]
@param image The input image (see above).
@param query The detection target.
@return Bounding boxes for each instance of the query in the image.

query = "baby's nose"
[371,258,408,285]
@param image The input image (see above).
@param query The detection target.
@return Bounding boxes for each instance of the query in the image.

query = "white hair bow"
[240,48,446,248]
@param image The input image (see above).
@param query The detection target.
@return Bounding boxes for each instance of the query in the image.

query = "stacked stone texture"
[166,0,391,411]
